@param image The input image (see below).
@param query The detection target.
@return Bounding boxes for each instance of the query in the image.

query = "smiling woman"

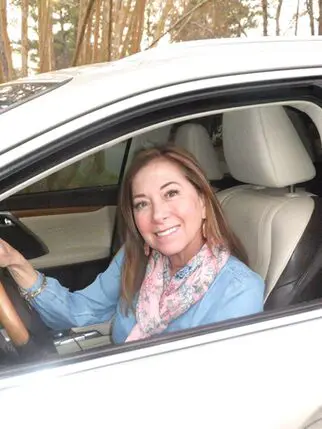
[0,146,264,344]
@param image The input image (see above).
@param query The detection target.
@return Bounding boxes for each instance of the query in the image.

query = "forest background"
[0,0,321,83]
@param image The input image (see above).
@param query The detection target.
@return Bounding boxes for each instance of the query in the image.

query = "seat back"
[174,123,223,180]
[219,105,320,308]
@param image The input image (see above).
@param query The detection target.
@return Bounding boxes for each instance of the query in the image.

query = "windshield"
[0,79,71,114]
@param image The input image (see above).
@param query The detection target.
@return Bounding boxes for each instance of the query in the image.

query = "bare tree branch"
[72,0,96,66]
[147,0,212,49]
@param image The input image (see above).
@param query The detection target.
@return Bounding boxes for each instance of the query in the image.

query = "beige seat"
[126,125,172,169]
[174,123,223,180]
[219,105,320,309]
[131,126,172,150]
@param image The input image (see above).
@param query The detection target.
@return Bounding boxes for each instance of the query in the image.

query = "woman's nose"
[151,200,168,222]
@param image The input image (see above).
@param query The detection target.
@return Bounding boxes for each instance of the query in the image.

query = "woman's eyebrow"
[132,193,146,200]
[160,181,180,190]
[133,181,180,199]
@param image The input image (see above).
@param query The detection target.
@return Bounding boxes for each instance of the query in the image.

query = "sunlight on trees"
[0,0,321,83]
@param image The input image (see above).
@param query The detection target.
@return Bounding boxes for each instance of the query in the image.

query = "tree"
[319,0,322,35]
[21,0,29,76]
[261,0,268,36]
[38,0,54,72]
[0,0,14,82]
[162,0,257,43]
[295,0,300,36]
[306,0,315,35]
[275,0,283,36]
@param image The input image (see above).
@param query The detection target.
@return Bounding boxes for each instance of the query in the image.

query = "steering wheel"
[0,269,57,361]
[0,279,29,346]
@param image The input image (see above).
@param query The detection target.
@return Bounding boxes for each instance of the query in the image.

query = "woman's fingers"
[0,239,20,267]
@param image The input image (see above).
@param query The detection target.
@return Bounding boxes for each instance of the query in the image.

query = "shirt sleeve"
[28,248,124,331]
[214,270,264,322]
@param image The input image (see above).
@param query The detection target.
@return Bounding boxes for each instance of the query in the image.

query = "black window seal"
[2,66,322,157]
[1,76,322,197]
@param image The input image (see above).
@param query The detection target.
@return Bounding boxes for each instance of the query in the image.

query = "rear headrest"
[222,106,316,187]
[174,123,223,180]
[131,125,172,150]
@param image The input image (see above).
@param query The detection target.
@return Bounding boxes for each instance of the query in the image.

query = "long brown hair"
[118,146,248,311]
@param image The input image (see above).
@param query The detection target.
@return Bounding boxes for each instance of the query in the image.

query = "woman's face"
[132,159,206,265]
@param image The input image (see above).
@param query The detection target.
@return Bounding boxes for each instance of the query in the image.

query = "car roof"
[2,37,322,150]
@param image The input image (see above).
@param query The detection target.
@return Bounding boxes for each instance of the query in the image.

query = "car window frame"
[1,73,322,376]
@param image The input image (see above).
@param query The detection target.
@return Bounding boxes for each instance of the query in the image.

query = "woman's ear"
[200,194,206,219]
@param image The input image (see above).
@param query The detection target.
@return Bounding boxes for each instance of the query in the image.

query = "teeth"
[156,227,178,237]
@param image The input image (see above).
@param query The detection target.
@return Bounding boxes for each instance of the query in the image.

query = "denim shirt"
[29,248,264,344]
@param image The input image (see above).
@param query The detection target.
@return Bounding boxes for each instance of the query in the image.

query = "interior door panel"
[0,212,48,260]
[19,206,116,269]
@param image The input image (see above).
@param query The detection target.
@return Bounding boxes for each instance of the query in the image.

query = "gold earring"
[202,220,207,239]
[144,242,150,257]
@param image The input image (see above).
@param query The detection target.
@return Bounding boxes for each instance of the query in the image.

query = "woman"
[0,147,264,343]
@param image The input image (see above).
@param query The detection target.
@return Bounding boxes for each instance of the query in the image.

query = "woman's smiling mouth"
[155,226,180,237]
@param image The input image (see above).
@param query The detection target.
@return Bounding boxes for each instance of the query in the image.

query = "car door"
[1,307,322,429]
[1,68,322,429]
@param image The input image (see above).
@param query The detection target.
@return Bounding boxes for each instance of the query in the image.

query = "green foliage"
[52,0,79,69]
[10,0,80,71]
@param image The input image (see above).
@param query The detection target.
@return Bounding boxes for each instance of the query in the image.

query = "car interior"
[1,101,322,365]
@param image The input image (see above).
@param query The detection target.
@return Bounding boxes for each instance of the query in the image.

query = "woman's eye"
[133,201,148,211]
[165,189,179,198]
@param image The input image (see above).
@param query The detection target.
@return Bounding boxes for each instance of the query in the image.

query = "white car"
[0,37,322,429]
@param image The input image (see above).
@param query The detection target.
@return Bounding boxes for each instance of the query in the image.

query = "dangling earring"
[144,242,150,257]
[202,220,207,239]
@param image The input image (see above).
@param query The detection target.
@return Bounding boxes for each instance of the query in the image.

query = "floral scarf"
[126,243,230,342]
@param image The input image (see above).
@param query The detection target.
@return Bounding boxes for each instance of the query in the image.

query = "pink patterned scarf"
[126,243,230,342]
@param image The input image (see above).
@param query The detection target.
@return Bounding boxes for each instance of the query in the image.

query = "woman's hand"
[0,239,38,289]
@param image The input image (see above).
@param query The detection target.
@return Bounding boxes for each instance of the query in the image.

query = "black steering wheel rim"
[0,269,57,358]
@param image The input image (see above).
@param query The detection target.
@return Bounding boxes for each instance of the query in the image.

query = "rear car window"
[0,79,71,114]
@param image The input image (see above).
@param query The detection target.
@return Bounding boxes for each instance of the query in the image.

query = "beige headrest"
[131,126,172,150]
[223,106,315,187]
[174,123,223,180]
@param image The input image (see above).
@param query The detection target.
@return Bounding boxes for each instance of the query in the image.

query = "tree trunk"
[153,0,173,43]
[275,0,283,36]
[84,3,94,64]
[148,0,211,49]
[0,0,14,81]
[295,0,300,36]
[21,0,29,76]
[262,0,268,36]
[131,0,146,54]
[72,0,96,66]
[117,0,133,59]
[319,0,322,35]
[38,0,53,73]
[93,0,101,63]
[107,0,113,60]
[306,0,315,35]
[121,2,136,57]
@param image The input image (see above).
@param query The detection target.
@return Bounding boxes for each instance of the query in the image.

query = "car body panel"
[1,308,322,428]
[1,38,322,151]
[1,66,322,188]
[1,38,322,429]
